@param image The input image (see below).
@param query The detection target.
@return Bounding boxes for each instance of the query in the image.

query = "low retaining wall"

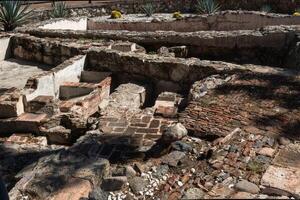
[22,25,299,67]
[87,11,300,32]
[29,0,300,23]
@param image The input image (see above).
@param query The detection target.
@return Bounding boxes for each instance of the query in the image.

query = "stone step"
[0,113,48,134]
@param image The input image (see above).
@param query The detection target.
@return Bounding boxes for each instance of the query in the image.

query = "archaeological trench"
[0,9,300,200]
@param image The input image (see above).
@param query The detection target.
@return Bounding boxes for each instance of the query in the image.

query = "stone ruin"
[0,10,300,200]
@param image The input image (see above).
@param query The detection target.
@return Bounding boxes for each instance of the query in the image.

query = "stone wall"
[28,0,300,23]
[22,25,299,67]
[11,34,82,66]
[87,11,300,32]
[86,47,289,93]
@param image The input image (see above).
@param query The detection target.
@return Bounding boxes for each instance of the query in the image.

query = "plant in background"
[141,3,155,17]
[293,8,300,16]
[260,5,272,13]
[0,1,32,31]
[111,10,122,19]
[50,1,67,18]
[173,11,183,20]
[196,0,220,14]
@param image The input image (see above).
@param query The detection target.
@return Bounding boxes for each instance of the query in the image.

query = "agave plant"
[50,1,68,18]
[196,0,221,14]
[141,3,155,17]
[0,1,32,31]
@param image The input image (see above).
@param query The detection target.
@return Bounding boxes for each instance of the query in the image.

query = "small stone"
[182,188,205,199]
[231,192,255,199]
[258,147,275,157]
[190,168,196,173]
[101,176,128,191]
[162,123,188,143]
[125,166,137,177]
[278,137,291,145]
[171,141,192,152]
[177,181,183,187]
[152,165,169,179]
[235,180,260,194]
[128,177,148,195]
[161,151,186,167]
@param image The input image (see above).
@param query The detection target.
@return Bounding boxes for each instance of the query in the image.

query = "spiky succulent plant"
[141,3,155,17]
[0,1,32,31]
[196,0,221,14]
[50,1,68,18]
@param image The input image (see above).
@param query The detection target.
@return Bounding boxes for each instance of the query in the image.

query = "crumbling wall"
[11,34,81,66]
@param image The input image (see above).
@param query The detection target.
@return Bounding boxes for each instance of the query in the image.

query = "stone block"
[43,125,72,145]
[14,113,48,134]
[261,165,300,197]
[111,42,136,52]
[27,95,55,114]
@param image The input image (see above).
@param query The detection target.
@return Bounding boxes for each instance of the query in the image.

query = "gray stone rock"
[153,165,169,179]
[128,177,148,194]
[112,166,136,177]
[162,123,187,143]
[161,151,186,167]
[235,180,260,194]
[278,137,291,145]
[171,141,192,152]
[101,176,127,191]
[182,187,205,199]
[88,187,109,200]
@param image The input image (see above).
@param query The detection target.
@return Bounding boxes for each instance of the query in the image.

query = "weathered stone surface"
[161,151,186,167]
[128,176,148,194]
[261,165,300,197]
[182,187,205,199]
[257,147,276,157]
[9,136,110,200]
[231,192,256,199]
[43,125,72,145]
[235,180,260,194]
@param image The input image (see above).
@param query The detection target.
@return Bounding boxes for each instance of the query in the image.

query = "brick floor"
[180,72,300,139]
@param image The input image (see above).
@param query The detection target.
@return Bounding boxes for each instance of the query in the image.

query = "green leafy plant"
[0,0,32,31]
[111,10,122,19]
[50,1,67,18]
[141,3,155,17]
[260,5,272,13]
[196,0,221,14]
[173,11,183,20]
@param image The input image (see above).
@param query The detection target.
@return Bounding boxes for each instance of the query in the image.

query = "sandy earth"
[0,58,52,89]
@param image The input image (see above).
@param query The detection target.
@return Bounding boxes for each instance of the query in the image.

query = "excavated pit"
[1,9,300,200]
